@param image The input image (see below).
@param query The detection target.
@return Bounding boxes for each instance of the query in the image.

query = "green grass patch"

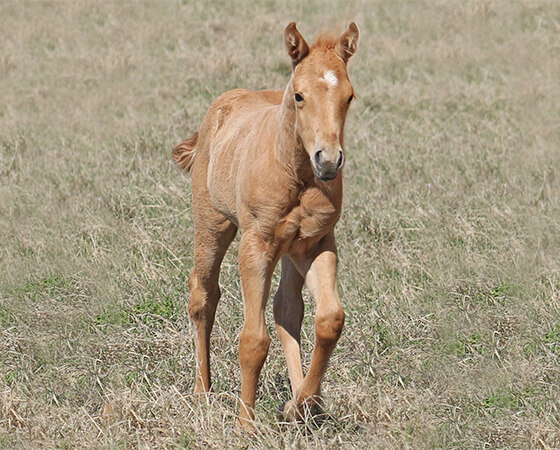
[436,333,487,357]
[480,386,540,417]
[94,307,131,326]
[542,324,560,355]
[0,306,11,326]
[482,389,522,411]
[452,281,519,308]
[95,288,183,328]
[21,273,69,300]
[131,293,177,324]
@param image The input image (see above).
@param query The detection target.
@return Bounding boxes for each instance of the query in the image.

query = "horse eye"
[348,94,354,104]
[294,92,304,103]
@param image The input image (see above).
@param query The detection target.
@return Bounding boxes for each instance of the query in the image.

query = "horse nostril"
[314,150,322,165]
[336,151,344,169]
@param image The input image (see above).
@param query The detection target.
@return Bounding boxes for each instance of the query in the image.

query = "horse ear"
[284,22,309,67]
[336,22,359,63]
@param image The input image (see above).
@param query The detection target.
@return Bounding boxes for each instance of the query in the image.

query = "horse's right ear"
[284,22,309,67]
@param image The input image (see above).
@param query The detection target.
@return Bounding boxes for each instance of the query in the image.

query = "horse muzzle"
[312,149,344,181]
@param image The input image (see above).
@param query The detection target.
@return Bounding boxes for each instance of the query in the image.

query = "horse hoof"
[278,399,299,422]
[278,398,327,426]
[236,417,257,433]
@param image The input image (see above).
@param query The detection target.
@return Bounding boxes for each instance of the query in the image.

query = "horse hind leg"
[273,257,305,402]
[188,215,237,394]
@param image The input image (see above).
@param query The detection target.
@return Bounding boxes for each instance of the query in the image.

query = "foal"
[173,22,359,428]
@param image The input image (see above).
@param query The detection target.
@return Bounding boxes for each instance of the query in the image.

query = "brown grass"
[1,0,559,448]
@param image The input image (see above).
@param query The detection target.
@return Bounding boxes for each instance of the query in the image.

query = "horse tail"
[172,131,198,173]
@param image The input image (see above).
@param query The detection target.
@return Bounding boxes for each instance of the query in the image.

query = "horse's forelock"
[311,32,338,51]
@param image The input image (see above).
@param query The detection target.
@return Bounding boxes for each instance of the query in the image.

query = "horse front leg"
[282,232,344,421]
[237,230,275,429]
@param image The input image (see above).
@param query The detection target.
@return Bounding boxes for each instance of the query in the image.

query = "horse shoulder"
[267,183,342,257]
[239,166,295,231]
[296,184,342,238]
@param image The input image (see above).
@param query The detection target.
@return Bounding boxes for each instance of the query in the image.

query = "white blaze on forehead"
[322,70,338,87]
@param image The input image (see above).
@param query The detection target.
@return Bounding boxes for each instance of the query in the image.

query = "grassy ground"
[1,0,559,448]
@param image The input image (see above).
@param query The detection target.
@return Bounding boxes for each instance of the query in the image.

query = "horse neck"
[274,77,314,183]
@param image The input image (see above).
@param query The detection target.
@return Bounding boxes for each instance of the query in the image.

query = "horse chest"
[276,188,341,255]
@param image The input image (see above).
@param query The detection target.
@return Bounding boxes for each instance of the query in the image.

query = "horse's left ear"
[336,22,359,63]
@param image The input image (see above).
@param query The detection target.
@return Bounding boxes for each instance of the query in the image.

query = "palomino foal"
[173,22,359,428]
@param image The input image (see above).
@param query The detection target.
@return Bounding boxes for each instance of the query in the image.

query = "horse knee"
[188,271,220,322]
[239,327,270,366]
[188,296,205,322]
[315,306,345,344]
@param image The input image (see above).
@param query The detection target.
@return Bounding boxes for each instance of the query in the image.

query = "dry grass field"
[1,0,560,448]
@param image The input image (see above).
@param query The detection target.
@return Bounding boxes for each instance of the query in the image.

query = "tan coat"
[173,22,359,428]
